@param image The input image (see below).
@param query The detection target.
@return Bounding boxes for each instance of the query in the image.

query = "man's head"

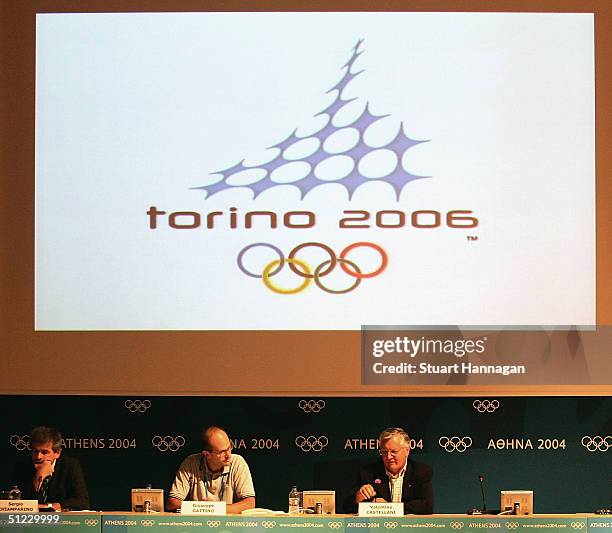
[29,426,62,466]
[378,427,410,475]
[202,426,233,472]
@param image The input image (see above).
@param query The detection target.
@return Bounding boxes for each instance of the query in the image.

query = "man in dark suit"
[352,427,433,514]
[14,426,89,511]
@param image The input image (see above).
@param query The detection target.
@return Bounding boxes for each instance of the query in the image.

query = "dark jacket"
[14,455,90,510]
[349,458,434,514]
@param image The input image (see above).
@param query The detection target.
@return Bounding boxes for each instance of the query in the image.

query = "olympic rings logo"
[505,523,519,529]
[473,400,500,413]
[328,522,343,530]
[439,436,472,453]
[124,399,152,413]
[85,520,98,527]
[581,435,611,452]
[384,522,398,529]
[450,522,464,529]
[261,521,277,528]
[140,520,155,527]
[152,435,186,452]
[10,435,30,450]
[299,400,326,413]
[237,242,388,294]
[207,521,221,528]
[571,522,586,529]
[295,435,329,452]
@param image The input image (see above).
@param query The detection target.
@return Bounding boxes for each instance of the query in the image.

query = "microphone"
[479,475,487,514]
[467,474,499,515]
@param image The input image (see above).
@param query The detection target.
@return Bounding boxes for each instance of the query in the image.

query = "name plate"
[181,500,227,515]
[358,502,403,516]
[0,500,39,513]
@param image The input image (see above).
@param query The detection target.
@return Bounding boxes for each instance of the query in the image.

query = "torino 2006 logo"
[439,436,472,453]
[238,242,386,294]
[581,435,611,452]
[152,435,186,452]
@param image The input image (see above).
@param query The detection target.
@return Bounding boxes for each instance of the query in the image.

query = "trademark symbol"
[467,235,478,241]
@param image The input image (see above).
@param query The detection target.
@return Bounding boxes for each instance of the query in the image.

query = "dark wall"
[1,396,610,513]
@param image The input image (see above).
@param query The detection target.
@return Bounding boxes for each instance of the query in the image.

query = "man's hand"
[355,484,375,503]
[166,497,181,512]
[32,460,55,492]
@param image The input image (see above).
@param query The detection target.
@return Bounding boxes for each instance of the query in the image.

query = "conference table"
[1,513,611,533]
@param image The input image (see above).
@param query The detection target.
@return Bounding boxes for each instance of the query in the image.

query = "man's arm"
[347,464,386,513]
[355,484,385,504]
[229,456,256,513]
[227,496,256,514]
[166,457,192,511]
[166,497,182,512]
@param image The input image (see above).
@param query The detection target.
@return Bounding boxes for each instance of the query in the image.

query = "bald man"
[166,426,255,513]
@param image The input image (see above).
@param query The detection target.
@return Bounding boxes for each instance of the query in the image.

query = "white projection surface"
[35,12,595,330]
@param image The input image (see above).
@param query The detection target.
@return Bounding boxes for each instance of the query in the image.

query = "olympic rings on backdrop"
[237,242,388,294]
[581,435,612,452]
[439,436,473,453]
[151,435,186,452]
[10,435,30,450]
[295,435,329,452]
[298,399,326,413]
[124,399,151,413]
[472,399,500,413]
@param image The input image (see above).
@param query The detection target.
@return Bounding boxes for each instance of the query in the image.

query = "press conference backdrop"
[1,396,610,512]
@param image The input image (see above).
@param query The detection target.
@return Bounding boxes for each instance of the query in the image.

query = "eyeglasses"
[378,447,406,457]
[208,445,233,457]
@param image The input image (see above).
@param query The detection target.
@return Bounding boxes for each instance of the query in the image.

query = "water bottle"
[288,486,300,513]
[9,486,21,500]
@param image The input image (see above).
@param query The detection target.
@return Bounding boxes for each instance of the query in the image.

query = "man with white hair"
[353,427,433,514]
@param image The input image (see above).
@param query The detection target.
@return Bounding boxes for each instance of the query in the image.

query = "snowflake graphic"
[193,39,429,200]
